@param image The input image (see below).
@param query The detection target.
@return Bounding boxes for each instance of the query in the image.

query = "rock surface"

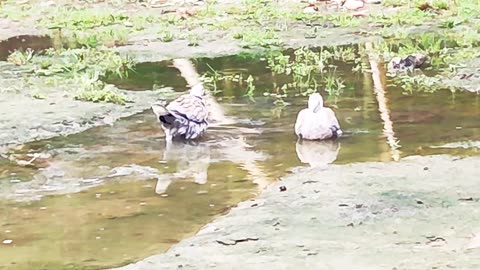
[113,155,480,270]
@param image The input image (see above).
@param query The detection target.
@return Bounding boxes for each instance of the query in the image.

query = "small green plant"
[377,26,411,40]
[159,30,175,42]
[68,27,130,48]
[394,74,444,94]
[370,8,435,27]
[7,49,35,66]
[75,86,129,104]
[37,6,131,30]
[329,14,361,28]
[235,30,283,48]
[265,47,356,97]
[352,58,368,73]
[201,63,223,94]
[74,71,129,104]
[452,27,480,48]
[433,0,449,10]
[439,19,464,29]
[210,19,237,30]
[266,52,290,74]
[6,46,135,104]
[244,75,256,97]
[329,46,357,62]
[32,48,134,79]
[323,70,346,97]
[187,34,200,47]
[381,0,405,7]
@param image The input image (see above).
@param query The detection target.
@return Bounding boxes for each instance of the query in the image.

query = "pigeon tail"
[151,103,169,117]
[330,126,343,139]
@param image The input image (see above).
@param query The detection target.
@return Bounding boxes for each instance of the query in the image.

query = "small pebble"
[161,194,169,198]
[2,239,13,245]
[40,207,47,210]
[279,186,287,192]
[197,190,208,195]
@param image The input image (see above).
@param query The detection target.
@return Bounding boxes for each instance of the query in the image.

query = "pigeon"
[388,53,428,72]
[151,84,209,142]
[294,93,342,140]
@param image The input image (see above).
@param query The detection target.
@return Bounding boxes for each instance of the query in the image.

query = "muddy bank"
[0,17,44,42]
[114,155,480,270]
[442,57,480,93]
[0,69,177,153]
[117,20,436,63]
[115,27,383,63]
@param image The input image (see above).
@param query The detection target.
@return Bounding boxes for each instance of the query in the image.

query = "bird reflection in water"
[295,140,340,168]
[155,140,211,194]
[155,134,269,195]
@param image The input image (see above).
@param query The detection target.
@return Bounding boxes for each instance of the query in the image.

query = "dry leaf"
[418,3,434,11]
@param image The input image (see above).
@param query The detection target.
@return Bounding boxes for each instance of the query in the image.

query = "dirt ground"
[0,69,176,154]
[113,154,480,270]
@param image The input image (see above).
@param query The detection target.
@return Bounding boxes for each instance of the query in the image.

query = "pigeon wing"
[294,109,307,138]
[166,94,208,123]
[324,108,341,129]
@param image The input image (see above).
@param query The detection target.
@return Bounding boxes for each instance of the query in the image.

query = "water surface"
[1,52,479,270]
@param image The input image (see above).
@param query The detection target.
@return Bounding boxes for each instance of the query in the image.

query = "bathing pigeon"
[294,93,342,140]
[151,84,209,142]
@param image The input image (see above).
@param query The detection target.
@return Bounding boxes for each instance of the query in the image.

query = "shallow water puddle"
[0,35,53,61]
[1,53,480,269]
